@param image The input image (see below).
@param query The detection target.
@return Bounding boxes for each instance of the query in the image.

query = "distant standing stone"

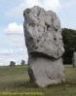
[73,52,76,67]
[23,6,65,87]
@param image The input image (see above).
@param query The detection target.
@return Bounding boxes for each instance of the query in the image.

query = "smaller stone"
[73,52,76,67]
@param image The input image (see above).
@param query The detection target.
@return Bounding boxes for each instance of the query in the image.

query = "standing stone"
[73,52,76,67]
[23,6,65,87]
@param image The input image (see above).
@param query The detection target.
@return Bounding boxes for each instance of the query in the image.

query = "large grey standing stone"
[23,6,65,87]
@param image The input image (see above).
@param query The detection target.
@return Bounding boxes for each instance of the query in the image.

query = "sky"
[0,0,76,66]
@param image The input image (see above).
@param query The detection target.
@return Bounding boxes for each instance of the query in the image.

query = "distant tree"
[10,61,16,67]
[62,28,76,50]
[21,60,26,65]
[62,28,76,64]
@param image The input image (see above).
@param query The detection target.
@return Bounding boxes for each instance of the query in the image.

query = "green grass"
[0,65,76,96]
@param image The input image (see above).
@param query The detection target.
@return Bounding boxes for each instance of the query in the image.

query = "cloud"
[6,0,61,19]
[61,0,76,10]
[39,0,60,11]
[4,22,27,53]
[5,22,23,34]
[4,22,25,47]
[3,22,28,64]
[20,0,60,11]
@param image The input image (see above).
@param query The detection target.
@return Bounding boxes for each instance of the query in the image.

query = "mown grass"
[0,65,76,96]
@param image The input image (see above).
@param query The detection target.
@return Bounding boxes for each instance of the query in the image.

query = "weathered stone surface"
[23,6,65,87]
[28,56,65,87]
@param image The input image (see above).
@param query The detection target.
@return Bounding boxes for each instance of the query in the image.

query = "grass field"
[0,65,76,96]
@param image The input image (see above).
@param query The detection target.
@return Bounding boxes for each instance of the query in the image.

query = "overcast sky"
[0,0,76,65]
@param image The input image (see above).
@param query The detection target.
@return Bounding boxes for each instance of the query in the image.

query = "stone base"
[28,56,65,88]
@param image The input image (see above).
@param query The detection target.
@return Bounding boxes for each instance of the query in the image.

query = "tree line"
[10,60,26,67]
[62,28,76,64]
